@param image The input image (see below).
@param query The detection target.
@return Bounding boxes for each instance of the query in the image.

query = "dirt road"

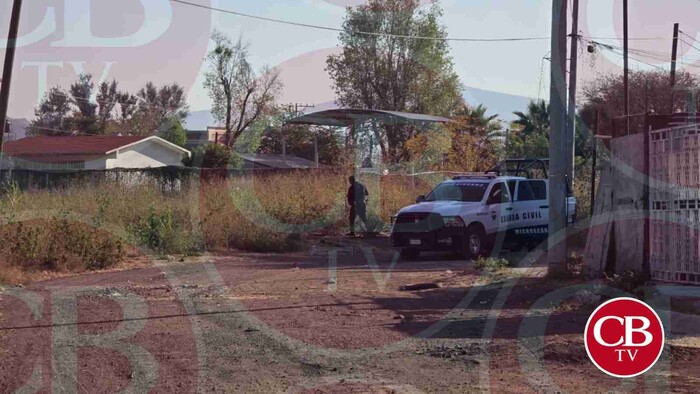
[1,236,699,393]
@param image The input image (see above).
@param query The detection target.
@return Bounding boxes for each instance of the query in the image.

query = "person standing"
[347,176,368,236]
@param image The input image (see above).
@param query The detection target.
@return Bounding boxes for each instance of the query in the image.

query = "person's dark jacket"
[347,182,369,206]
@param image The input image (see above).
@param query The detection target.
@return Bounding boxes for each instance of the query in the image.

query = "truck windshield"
[425,182,488,202]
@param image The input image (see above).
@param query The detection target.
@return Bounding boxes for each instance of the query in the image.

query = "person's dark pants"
[349,203,367,233]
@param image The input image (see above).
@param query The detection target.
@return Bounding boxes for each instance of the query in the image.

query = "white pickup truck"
[390,167,576,260]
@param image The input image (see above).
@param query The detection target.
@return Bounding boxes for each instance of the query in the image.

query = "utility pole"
[566,0,580,187]
[670,23,680,113]
[0,0,24,150]
[313,134,319,167]
[549,0,568,275]
[623,0,630,135]
[590,107,600,217]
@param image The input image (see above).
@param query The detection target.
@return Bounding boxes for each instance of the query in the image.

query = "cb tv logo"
[584,297,665,378]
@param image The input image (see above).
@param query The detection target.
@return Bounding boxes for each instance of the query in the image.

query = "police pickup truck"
[390,162,576,260]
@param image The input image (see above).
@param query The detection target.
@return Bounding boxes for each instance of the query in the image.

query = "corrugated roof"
[285,109,453,127]
[3,136,145,156]
[239,153,322,169]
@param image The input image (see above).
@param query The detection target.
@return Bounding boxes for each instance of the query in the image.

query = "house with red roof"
[2,136,190,170]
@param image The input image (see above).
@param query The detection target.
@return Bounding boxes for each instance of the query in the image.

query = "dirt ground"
[1,235,699,393]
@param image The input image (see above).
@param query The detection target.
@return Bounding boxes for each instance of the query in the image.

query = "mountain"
[462,87,536,122]
[184,87,535,129]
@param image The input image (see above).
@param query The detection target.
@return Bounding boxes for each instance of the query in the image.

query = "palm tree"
[457,104,503,140]
[512,100,550,135]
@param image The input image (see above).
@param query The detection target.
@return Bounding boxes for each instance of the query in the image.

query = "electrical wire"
[681,39,700,54]
[169,0,551,42]
[21,125,105,137]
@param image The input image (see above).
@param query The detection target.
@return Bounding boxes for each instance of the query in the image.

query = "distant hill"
[184,87,535,129]
[463,87,536,122]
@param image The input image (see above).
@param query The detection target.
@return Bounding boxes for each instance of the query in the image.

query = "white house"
[2,135,190,170]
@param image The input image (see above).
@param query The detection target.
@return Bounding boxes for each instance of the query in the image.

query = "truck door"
[513,179,549,239]
[485,181,513,235]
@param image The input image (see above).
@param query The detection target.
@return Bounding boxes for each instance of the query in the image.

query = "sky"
[1,0,700,120]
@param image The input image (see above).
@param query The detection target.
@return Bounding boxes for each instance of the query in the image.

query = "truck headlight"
[443,216,465,228]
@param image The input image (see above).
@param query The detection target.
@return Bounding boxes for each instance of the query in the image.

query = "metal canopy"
[284,109,452,127]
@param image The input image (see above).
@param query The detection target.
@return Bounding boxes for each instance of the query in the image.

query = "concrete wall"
[108,139,187,169]
[85,154,112,170]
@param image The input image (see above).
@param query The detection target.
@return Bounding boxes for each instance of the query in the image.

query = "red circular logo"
[584,297,665,378]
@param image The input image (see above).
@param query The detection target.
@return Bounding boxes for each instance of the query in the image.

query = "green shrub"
[473,257,512,271]
[183,143,232,168]
[128,206,201,254]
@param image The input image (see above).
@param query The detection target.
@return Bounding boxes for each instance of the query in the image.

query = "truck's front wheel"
[463,225,490,259]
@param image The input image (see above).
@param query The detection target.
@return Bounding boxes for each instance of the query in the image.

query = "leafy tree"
[507,100,593,161]
[96,80,118,132]
[67,74,99,134]
[404,126,452,171]
[256,108,344,165]
[29,76,190,137]
[581,69,700,136]
[117,92,138,122]
[204,30,282,147]
[136,82,189,133]
[507,100,550,159]
[183,143,233,169]
[28,87,72,136]
[157,118,187,147]
[445,104,502,171]
[326,0,463,162]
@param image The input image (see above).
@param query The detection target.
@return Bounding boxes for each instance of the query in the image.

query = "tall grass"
[0,171,438,281]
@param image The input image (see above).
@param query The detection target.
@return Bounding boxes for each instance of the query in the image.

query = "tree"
[67,74,99,134]
[445,104,502,171]
[581,69,700,136]
[506,100,593,161]
[254,108,344,165]
[507,100,550,159]
[157,118,187,147]
[136,82,189,133]
[326,0,464,162]
[96,80,118,133]
[183,143,233,168]
[28,87,72,136]
[28,76,190,137]
[204,30,282,147]
[513,100,550,136]
[117,92,138,122]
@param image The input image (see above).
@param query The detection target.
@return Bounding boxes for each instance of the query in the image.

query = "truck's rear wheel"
[463,225,490,259]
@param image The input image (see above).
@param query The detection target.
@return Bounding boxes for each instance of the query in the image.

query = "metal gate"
[649,123,700,284]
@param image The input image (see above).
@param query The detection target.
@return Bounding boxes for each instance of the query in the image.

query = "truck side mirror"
[416,195,426,204]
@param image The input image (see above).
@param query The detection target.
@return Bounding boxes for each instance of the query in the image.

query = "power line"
[584,36,665,41]
[679,30,700,45]
[586,38,700,70]
[589,40,667,71]
[169,0,550,42]
[681,39,700,54]
[23,125,103,136]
